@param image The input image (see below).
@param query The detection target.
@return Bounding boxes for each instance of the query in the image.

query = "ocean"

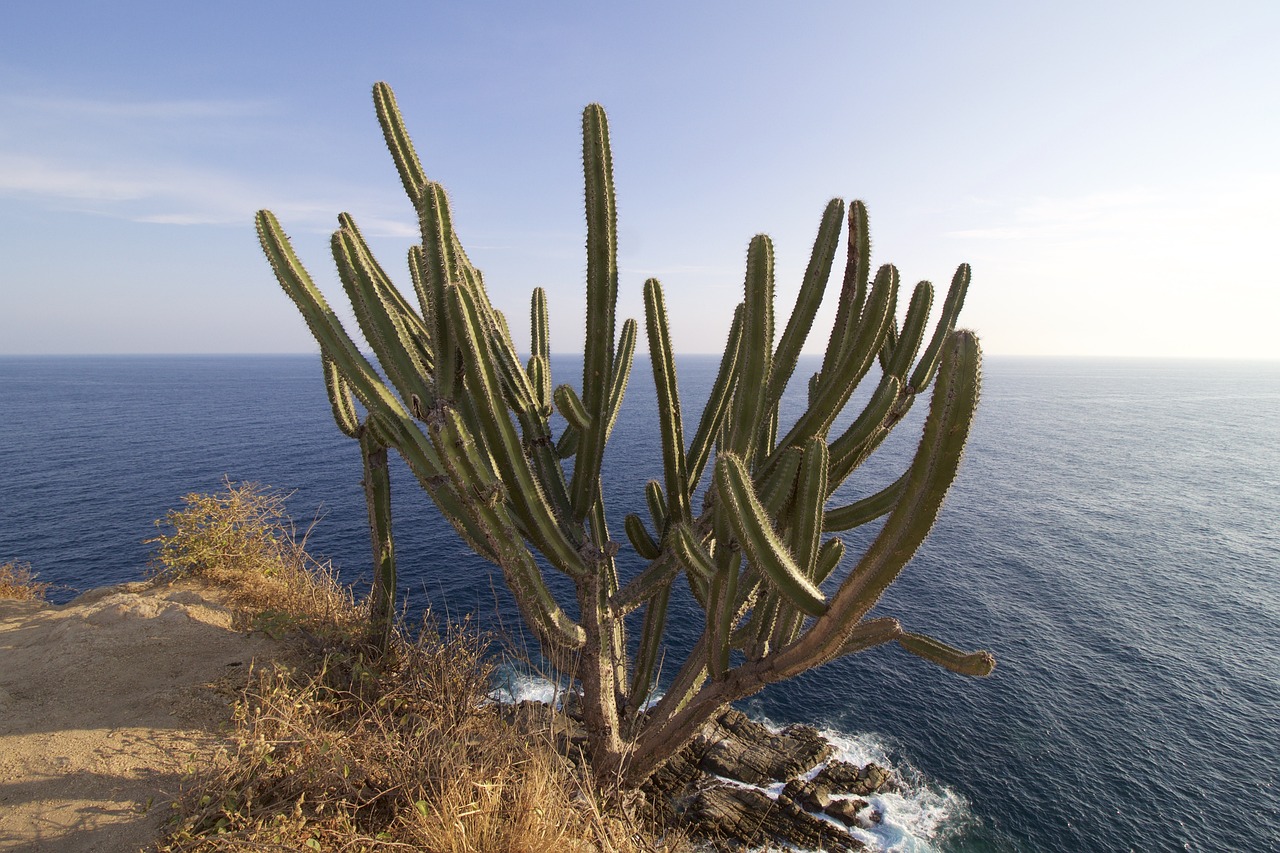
[1,354,1277,852]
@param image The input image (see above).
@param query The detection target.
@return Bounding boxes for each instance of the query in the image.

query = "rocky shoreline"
[511,701,898,851]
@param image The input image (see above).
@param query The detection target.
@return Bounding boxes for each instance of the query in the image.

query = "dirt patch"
[0,580,286,852]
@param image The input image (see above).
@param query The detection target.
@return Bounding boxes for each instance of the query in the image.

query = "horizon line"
[2,352,1279,362]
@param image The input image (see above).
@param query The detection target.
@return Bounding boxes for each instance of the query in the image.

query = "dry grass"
[0,560,51,601]
[150,483,681,852]
[147,481,369,643]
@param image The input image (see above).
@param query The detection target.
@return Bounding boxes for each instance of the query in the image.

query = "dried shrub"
[146,481,367,642]
[0,560,50,602]
[163,621,678,852]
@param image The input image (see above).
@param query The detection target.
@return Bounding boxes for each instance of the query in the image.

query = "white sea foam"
[489,663,567,707]
[813,726,970,852]
[731,715,971,853]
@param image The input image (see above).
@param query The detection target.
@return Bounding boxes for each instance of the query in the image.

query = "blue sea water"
[1,354,1277,852]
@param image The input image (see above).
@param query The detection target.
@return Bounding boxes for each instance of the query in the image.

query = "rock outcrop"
[639,707,898,850]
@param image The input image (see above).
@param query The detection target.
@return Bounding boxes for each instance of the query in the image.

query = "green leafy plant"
[256,83,993,790]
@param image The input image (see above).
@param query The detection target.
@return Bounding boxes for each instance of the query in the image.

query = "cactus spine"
[258,83,993,790]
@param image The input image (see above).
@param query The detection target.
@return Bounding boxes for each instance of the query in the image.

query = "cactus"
[257,82,993,790]
[321,352,397,652]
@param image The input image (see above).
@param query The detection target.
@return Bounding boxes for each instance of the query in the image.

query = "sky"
[2,2,1277,358]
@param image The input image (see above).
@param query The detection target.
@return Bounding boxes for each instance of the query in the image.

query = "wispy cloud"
[1,93,271,120]
[0,92,413,233]
[0,152,341,227]
[948,177,1280,244]
[0,154,152,201]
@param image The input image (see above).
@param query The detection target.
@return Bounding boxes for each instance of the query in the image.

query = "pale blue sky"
[2,2,1277,357]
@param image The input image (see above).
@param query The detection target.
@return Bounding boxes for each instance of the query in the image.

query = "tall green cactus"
[257,82,993,789]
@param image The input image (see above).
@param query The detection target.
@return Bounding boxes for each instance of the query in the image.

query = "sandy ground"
[0,580,285,852]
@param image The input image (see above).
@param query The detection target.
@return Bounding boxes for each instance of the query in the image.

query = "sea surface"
[1,354,1277,852]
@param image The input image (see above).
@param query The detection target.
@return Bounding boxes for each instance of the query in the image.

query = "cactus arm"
[790,438,829,579]
[670,522,718,584]
[257,212,432,455]
[612,547,684,614]
[417,182,462,399]
[322,353,361,438]
[771,535,847,648]
[360,425,397,651]
[527,356,550,415]
[587,487,628,698]
[771,329,981,674]
[556,425,579,459]
[520,404,576,533]
[447,283,590,576]
[602,318,637,444]
[881,280,934,381]
[836,616,903,656]
[723,235,774,464]
[407,244,433,332]
[570,103,620,522]
[645,279,693,525]
[338,213,434,372]
[332,228,437,413]
[707,551,740,680]
[765,262,897,466]
[469,294,539,414]
[532,286,551,365]
[812,537,844,584]
[909,263,970,393]
[878,316,900,375]
[646,479,669,536]
[827,373,901,485]
[758,445,803,518]
[509,549,587,651]
[373,81,427,202]
[628,581,672,713]
[424,403,585,651]
[714,453,828,617]
[831,330,978,617]
[554,384,592,431]
[625,513,661,560]
[819,200,872,383]
[259,212,512,572]
[686,304,744,492]
[761,198,844,438]
[530,287,552,409]
[741,589,780,659]
[338,213,425,330]
[451,276,576,532]
[897,631,995,676]
[823,470,909,532]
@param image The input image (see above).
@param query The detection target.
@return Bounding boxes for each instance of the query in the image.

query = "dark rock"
[685,784,862,852]
[640,746,704,822]
[560,690,586,722]
[502,699,588,766]
[824,797,871,827]
[695,708,834,785]
[814,759,898,796]
[781,778,834,812]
